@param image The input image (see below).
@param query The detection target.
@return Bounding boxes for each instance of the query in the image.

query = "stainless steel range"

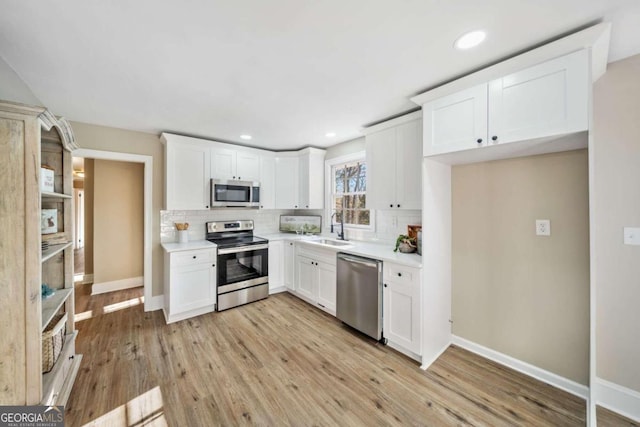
[206,220,269,311]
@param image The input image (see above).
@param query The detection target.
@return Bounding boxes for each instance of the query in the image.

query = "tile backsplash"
[161,209,295,243]
[161,208,421,244]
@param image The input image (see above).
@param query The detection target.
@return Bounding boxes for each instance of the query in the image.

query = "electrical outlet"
[624,227,640,245]
[536,219,551,236]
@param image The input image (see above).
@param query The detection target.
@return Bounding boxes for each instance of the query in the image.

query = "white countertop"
[161,240,217,253]
[261,233,422,268]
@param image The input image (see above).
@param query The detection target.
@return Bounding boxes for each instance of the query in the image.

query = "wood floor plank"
[597,406,639,427]
[66,288,587,426]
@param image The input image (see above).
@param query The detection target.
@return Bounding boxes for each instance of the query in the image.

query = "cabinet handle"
[69,355,75,360]
[193,256,197,259]
[491,135,498,141]
[306,205,309,208]
[233,176,236,179]
[260,205,264,208]
[389,204,393,208]
[397,272,402,277]
[238,176,241,180]
[212,264,216,267]
[397,204,400,208]
[295,205,298,208]
[384,284,387,287]
[476,138,483,144]
[206,205,209,208]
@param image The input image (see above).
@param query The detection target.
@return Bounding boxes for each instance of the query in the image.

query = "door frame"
[72,148,154,311]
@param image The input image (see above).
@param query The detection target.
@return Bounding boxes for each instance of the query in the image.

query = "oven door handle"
[217,243,269,255]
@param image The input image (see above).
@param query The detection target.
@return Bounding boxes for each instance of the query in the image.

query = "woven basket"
[42,312,67,373]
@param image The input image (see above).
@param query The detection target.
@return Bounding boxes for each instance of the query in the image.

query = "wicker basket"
[42,312,67,373]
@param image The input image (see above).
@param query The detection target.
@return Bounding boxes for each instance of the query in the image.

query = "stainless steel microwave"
[210,179,260,208]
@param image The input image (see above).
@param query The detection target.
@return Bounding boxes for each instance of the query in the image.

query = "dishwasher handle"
[337,253,380,269]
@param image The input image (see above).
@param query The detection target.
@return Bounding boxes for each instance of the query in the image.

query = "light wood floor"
[66,287,631,426]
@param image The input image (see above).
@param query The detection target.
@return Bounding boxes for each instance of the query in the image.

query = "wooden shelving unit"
[41,191,73,199]
[41,242,73,263]
[0,101,81,406]
[41,288,73,330]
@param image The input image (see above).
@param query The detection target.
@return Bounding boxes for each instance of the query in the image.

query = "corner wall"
[592,53,640,409]
[451,149,590,385]
[93,159,144,284]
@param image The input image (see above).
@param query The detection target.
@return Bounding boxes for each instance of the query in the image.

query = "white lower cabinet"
[268,241,285,292]
[383,262,422,357]
[283,240,296,291]
[294,244,336,315]
[163,248,217,323]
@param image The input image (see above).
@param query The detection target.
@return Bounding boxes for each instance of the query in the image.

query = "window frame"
[324,151,374,231]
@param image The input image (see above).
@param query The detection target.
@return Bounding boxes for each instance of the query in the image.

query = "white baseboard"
[387,341,421,363]
[452,335,589,400]
[92,276,143,295]
[145,295,164,312]
[269,286,287,294]
[593,377,640,422]
[420,341,451,371]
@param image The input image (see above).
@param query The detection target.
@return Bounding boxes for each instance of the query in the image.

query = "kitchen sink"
[306,238,354,248]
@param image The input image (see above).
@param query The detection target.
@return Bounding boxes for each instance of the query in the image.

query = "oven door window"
[218,247,268,287]
[215,184,250,203]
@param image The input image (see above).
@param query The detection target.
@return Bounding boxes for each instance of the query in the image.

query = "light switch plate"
[536,219,551,236]
[623,227,640,245]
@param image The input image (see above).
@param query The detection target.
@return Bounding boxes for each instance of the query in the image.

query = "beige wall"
[84,159,94,275]
[71,122,164,295]
[93,159,143,283]
[451,149,590,385]
[593,54,640,392]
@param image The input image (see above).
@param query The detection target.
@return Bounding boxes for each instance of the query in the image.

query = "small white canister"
[177,230,189,243]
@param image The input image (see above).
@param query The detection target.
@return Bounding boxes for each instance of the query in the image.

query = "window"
[327,153,372,228]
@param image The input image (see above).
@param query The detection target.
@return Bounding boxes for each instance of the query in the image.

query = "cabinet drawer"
[171,249,215,267]
[384,264,418,285]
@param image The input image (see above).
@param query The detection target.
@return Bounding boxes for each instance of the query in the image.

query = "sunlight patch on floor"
[74,310,93,322]
[82,386,166,427]
[103,297,144,314]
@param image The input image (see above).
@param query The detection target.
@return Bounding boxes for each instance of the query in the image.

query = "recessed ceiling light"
[454,30,486,50]
[325,132,336,138]
[240,134,252,140]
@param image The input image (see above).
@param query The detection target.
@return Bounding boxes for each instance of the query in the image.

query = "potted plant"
[394,234,417,253]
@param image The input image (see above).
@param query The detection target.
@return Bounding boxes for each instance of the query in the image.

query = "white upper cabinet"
[275,155,300,209]
[366,114,422,210]
[211,146,260,182]
[423,49,589,158]
[236,151,261,181]
[298,148,326,209]
[259,153,276,209]
[423,84,488,156]
[164,135,211,210]
[487,49,588,145]
[275,148,326,210]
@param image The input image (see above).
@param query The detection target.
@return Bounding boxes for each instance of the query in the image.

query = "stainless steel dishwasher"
[336,253,384,342]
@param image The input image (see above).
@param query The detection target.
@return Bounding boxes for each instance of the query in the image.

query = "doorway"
[72,149,153,311]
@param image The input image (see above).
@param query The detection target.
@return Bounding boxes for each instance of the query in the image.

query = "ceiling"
[1,0,639,151]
